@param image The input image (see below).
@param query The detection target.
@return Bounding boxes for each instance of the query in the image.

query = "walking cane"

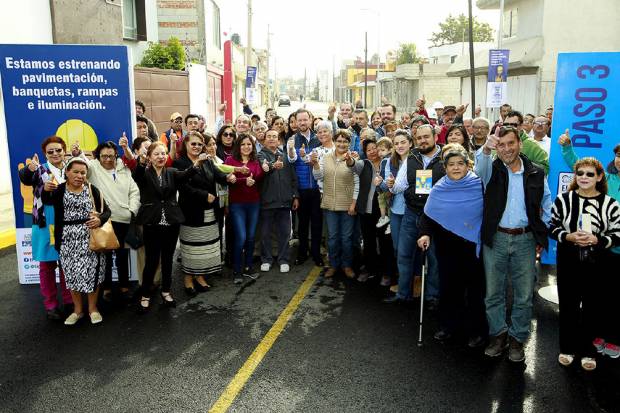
[417,249,428,347]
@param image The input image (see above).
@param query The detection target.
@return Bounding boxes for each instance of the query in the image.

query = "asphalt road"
[0,244,618,413]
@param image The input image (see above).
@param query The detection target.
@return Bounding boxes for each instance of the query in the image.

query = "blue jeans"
[229,202,260,274]
[483,231,537,342]
[396,207,439,300]
[390,213,404,253]
[324,210,355,269]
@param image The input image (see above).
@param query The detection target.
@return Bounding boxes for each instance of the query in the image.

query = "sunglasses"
[173,119,183,124]
[189,142,204,147]
[576,170,596,177]
[46,148,63,155]
[534,121,548,126]
[222,132,236,137]
[502,122,519,128]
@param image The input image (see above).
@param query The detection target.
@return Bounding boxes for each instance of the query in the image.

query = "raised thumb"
[122,131,126,138]
[564,128,570,137]
[33,153,39,162]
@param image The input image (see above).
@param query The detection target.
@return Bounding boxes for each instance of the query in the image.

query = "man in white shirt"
[532,115,551,155]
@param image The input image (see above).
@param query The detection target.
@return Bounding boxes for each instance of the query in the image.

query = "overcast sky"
[219,0,500,79]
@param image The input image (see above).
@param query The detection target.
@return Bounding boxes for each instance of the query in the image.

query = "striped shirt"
[549,190,620,249]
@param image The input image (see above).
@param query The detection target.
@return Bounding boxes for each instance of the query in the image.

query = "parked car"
[278,95,291,106]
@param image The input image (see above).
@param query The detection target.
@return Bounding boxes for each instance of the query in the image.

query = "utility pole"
[332,55,336,102]
[266,24,273,107]
[364,31,368,109]
[468,0,476,116]
[245,0,252,100]
[303,67,307,100]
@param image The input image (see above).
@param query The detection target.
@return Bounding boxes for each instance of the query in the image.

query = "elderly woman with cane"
[417,144,487,347]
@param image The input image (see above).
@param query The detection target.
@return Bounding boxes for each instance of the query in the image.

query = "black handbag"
[125,212,143,249]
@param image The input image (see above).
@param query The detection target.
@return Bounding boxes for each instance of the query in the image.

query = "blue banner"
[546,52,620,263]
[486,49,509,108]
[245,66,257,88]
[0,44,133,282]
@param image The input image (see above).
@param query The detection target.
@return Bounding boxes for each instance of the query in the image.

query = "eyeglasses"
[189,142,204,147]
[46,148,63,155]
[473,126,489,130]
[100,154,116,160]
[502,122,519,128]
[222,132,235,137]
[576,171,596,177]
[533,121,548,126]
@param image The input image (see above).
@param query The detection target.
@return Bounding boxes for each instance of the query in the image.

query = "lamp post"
[360,8,380,108]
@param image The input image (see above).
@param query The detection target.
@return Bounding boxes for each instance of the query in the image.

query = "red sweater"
[224,157,264,204]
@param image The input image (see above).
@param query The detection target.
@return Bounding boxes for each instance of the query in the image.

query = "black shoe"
[119,289,133,303]
[102,290,113,303]
[194,282,210,293]
[508,336,525,362]
[294,255,308,265]
[137,297,150,314]
[160,292,176,308]
[63,303,74,316]
[382,295,402,304]
[433,330,452,341]
[425,298,439,312]
[484,332,508,357]
[233,273,243,284]
[314,258,325,267]
[243,267,258,280]
[185,287,197,297]
[468,335,486,349]
[46,307,63,321]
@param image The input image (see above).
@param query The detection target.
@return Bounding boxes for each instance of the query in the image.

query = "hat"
[443,105,457,114]
[432,101,444,110]
[170,112,183,121]
[411,115,430,125]
[65,154,89,171]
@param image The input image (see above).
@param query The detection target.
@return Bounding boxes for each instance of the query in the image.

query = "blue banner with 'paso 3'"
[545,52,620,263]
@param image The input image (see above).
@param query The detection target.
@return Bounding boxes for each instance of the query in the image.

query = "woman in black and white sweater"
[549,157,620,371]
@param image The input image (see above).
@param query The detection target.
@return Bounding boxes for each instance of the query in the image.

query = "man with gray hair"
[471,117,491,150]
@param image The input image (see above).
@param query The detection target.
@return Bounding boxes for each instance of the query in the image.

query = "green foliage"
[140,37,186,70]
[430,14,494,47]
[395,43,420,65]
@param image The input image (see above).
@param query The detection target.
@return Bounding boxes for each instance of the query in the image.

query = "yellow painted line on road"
[209,266,322,413]
[0,229,16,249]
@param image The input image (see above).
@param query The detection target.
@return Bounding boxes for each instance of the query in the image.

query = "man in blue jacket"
[286,109,323,266]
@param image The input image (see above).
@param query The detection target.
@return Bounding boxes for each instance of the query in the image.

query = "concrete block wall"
[50,0,122,44]
[157,0,202,61]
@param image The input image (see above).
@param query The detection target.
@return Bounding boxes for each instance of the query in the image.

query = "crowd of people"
[19,96,620,371]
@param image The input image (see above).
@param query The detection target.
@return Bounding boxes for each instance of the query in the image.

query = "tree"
[395,43,420,65]
[429,14,494,47]
[140,37,186,70]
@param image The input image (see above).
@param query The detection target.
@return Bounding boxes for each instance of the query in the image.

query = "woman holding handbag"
[42,156,111,326]
[83,141,141,303]
[132,141,202,312]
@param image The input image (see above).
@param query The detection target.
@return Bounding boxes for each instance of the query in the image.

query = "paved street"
[0,245,618,413]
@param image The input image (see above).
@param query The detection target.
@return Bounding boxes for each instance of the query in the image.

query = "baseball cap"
[170,112,183,121]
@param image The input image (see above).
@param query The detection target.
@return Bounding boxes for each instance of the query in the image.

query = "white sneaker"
[376,216,390,228]
[260,263,271,272]
[385,224,391,235]
[64,313,84,326]
[280,263,290,273]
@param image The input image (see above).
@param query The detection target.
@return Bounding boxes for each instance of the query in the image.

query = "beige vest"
[321,153,354,211]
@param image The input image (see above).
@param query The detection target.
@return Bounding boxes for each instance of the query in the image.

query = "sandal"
[580,357,596,371]
[558,353,574,366]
